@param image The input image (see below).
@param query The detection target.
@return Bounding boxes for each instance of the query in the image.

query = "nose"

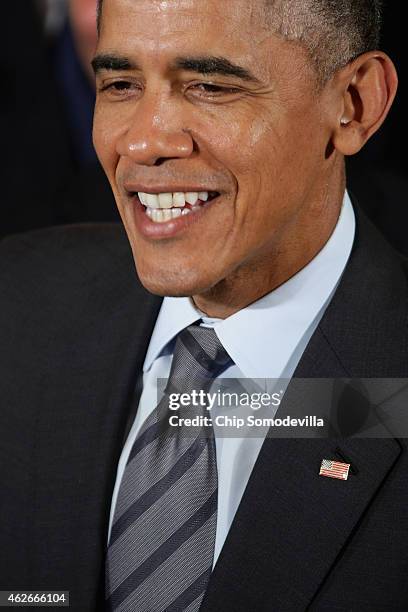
[117,90,194,166]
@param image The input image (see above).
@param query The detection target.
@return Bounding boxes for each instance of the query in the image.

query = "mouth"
[129,190,220,223]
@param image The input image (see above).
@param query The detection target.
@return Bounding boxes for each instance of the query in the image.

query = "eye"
[99,80,142,99]
[186,82,243,100]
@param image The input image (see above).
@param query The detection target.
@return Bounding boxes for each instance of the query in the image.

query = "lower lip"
[131,196,219,239]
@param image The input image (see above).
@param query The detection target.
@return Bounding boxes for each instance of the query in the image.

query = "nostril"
[154,157,169,167]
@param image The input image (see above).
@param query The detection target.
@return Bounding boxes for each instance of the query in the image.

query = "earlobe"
[331,51,398,156]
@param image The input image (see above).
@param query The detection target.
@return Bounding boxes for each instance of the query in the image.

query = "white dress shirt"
[108,192,355,567]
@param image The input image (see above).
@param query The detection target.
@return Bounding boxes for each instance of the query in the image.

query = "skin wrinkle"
[93,0,395,319]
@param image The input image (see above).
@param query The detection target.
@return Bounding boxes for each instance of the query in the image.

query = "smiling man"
[1,1,408,611]
[92,0,358,314]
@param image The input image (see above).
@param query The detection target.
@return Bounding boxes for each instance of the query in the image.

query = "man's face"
[93,0,334,300]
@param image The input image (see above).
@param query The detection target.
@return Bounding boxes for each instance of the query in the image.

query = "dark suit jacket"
[1,206,407,611]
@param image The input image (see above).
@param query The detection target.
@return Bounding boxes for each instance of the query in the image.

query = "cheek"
[222,109,325,249]
[93,107,121,183]
[203,107,286,185]
[239,109,324,198]
[209,114,282,214]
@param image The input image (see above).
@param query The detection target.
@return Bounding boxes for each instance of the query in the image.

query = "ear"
[330,51,398,156]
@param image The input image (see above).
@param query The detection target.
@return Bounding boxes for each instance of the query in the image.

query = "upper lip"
[123,183,221,195]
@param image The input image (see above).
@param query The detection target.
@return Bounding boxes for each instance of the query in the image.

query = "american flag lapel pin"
[319,458,350,480]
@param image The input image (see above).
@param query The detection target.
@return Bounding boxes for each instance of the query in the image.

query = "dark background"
[7,0,407,255]
[346,1,407,256]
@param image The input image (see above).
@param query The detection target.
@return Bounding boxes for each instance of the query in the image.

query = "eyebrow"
[92,53,260,84]
[173,56,260,83]
[91,54,138,74]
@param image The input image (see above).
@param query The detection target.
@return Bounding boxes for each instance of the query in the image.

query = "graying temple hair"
[96,0,383,83]
[265,0,383,82]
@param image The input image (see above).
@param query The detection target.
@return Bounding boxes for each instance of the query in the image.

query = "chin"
[135,262,220,298]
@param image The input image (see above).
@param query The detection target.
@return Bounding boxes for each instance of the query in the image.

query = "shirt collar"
[143,191,355,377]
[143,295,200,372]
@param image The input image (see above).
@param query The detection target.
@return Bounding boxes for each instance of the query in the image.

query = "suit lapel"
[89,284,163,602]
[201,327,402,611]
[28,231,163,609]
[202,437,401,611]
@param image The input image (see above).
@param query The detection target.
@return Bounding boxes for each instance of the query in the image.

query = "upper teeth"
[138,191,209,208]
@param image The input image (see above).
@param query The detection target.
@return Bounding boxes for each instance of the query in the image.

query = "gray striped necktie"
[105,324,232,612]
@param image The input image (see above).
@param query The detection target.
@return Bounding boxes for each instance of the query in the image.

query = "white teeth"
[173,192,186,208]
[151,209,163,222]
[138,191,211,208]
[145,193,160,208]
[148,208,184,223]
[185,192,199,205]
[139,190,213,223]
[158,193,173,209]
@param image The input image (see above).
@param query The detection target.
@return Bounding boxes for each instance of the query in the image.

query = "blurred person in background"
[5,0,117,238]
[53,0,98,166]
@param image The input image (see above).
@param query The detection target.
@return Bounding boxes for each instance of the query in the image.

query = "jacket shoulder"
[0,223,133,284]
[0,224,153,351]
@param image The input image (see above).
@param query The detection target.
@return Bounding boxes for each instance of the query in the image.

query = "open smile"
[125,188,222,239]
[133,190,220,223]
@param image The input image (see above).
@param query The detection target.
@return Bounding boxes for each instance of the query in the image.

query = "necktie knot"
[169,324,232,388]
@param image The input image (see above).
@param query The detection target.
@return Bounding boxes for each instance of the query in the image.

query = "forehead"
[99,0,276,67]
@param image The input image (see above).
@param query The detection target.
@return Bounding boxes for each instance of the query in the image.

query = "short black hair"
[96,0,383,82]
